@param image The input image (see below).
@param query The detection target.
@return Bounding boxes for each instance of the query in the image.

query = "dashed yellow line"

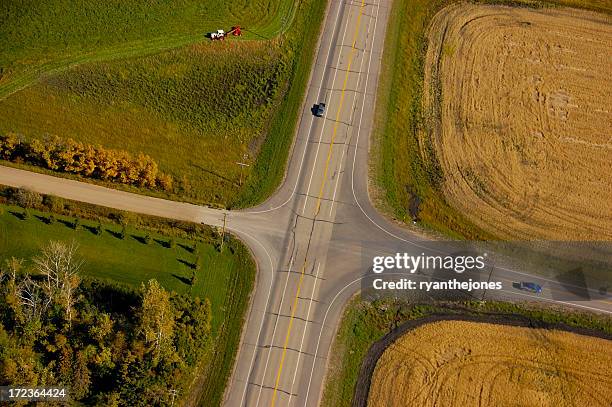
[313,0,366,216]
[269,0,367,405]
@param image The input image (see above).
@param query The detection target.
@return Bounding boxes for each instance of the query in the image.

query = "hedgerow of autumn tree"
[0,133,173,191]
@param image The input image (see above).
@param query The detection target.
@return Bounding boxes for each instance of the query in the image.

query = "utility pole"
[220,212,227,252]
[236,153,250,186]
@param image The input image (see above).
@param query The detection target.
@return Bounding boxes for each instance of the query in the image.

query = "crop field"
[321,299,612,407]
[368,320,612,406]
[423,4,612,240]
[371,0,612,240]
[0,0,326,207]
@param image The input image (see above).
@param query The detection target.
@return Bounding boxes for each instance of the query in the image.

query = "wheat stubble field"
[368,320,612,407]
[423,4,612,240]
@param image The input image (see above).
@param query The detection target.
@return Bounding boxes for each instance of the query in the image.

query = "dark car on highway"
[314,102,326,117]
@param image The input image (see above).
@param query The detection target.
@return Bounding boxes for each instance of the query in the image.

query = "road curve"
[1,0,611,406]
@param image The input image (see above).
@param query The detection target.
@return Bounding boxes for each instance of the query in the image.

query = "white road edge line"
[328,4,371,218]
[229,227,277,407]
[254,246,298,406]
[302,0,353,215]
[348,0,445,254]
[287,262,322,405]
[245,0,347,215]
[302,272,612,406]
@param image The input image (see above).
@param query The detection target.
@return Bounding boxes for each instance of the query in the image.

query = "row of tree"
[0,133,173,191]
[0,241,211,406]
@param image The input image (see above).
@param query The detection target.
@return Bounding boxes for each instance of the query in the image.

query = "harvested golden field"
[368,320,612,407]
[423,4,612,240]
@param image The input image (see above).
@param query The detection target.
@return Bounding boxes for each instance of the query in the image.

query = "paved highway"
[1,0,610,405]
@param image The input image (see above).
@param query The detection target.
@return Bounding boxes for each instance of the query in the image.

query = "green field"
[0,42,286,205]
[0,0,326,207]
[371,0,612,239]
[0,0,296,95]
[0,201,255,405]
[321,298,612,407]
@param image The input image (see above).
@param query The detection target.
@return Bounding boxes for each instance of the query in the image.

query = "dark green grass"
[372,0,612,240]
[0,0,327,209]
[0,202,255,406]
[0,0,296,94]
[321,297,612,407]
[0,203,246,333]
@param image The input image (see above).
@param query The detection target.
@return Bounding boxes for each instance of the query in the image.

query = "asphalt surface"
[1,0,611,405]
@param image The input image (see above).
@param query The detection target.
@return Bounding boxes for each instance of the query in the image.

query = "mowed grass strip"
[0,203,255,406]
[371,0,612,240]
[0,0,296,96]
[0,203,243,332]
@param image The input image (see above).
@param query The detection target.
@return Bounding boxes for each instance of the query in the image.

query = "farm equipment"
[208,26,242,40]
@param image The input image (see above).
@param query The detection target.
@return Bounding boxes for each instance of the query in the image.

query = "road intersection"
[1,0,611,406]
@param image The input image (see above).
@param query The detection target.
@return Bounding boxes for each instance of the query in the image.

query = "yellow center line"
[313,0,366,216]
[269,0,367,405]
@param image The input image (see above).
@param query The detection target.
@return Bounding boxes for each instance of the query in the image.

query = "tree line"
[0,241,211,406]
[0,133,173,191]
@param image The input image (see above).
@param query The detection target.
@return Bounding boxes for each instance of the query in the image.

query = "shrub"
[43,195,65,212]
[117,211,137,226]
[12,188,43,208]
[0,133,21,159]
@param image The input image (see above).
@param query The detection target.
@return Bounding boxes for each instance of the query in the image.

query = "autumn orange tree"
[0,133,173,191]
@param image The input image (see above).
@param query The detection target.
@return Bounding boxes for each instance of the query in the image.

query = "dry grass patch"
[368,320,612,407]
[424,4,612,240]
